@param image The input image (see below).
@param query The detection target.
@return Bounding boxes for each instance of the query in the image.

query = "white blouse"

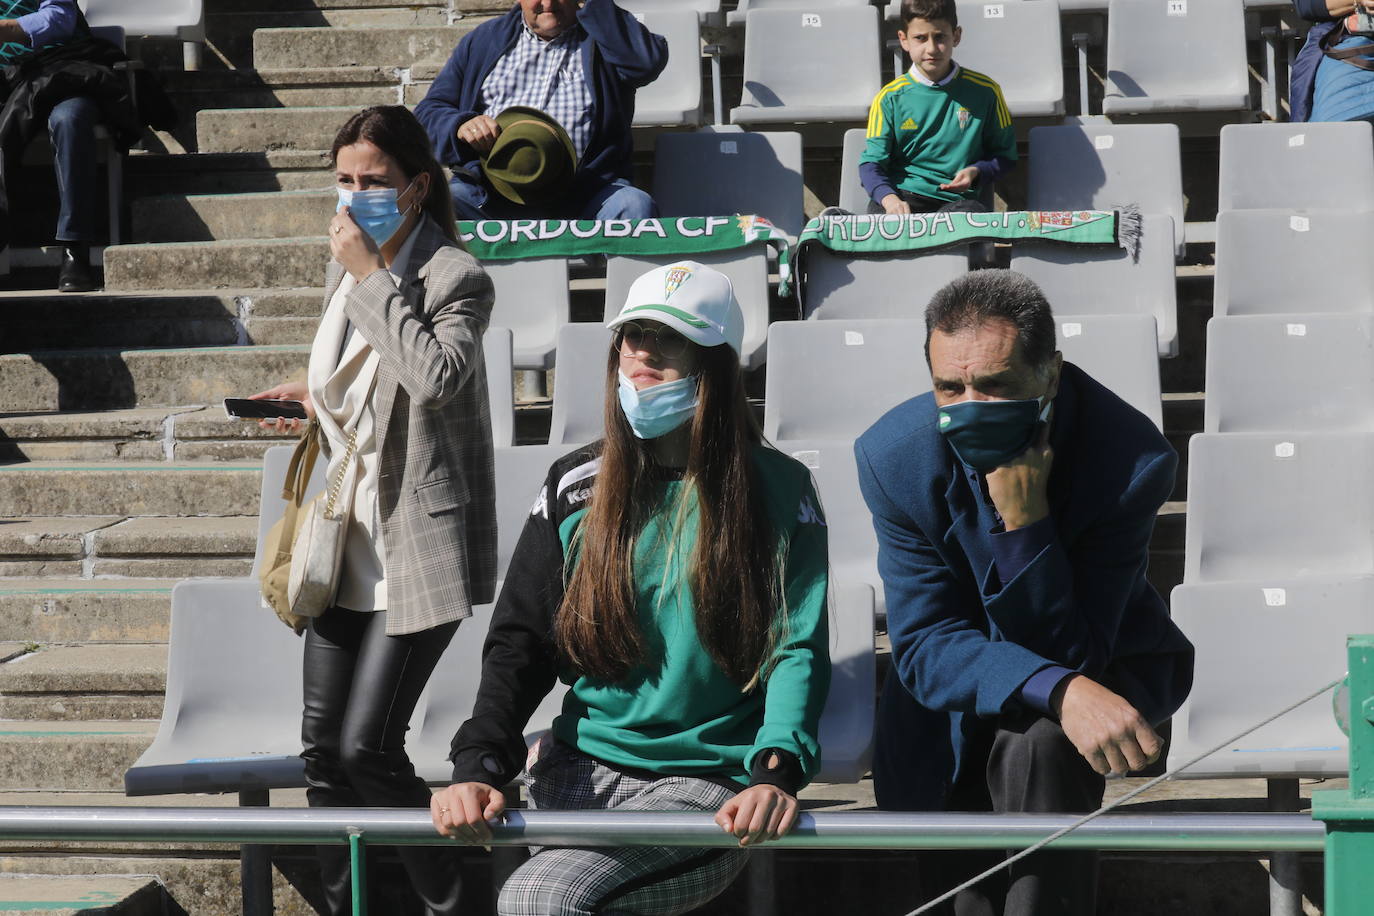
[305,225,421,612]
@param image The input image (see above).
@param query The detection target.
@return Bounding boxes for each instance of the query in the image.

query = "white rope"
[903,674,1347,916]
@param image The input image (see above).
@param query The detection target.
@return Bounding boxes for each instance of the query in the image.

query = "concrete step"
[133,190,335,243]
[127,150,332,196]
[0,580,172,643]
[0,719,156,791]
[252,25,476,71]
[90,517,257,579]
[0,345,308,411]
[161,67,404,122]
[0,874,180,916]
[196,104,381,154]
[0,462,262,517]
[0,407,297,462]
[106,238,327,290]
[0,518,120,578]
[0,645,166,720]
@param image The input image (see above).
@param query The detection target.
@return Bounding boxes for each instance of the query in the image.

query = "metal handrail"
[0,807,1325,852]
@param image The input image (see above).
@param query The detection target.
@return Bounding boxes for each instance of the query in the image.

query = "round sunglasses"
[614,320,692,359]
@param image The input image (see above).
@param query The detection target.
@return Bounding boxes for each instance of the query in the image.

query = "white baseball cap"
[606,261,745,356]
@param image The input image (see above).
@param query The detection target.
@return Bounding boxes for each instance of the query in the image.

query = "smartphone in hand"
[224,398,308,421]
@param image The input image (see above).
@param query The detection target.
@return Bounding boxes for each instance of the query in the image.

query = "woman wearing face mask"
[429,262,832,916]
[249,105,496,916]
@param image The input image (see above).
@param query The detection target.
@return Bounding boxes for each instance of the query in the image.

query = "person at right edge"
[859,0,1016,215]
[1290,0,1374,124]
[855,270,1194,915]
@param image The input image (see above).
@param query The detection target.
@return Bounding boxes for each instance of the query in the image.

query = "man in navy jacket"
[414,0,666,221]
[855,270,1193,915]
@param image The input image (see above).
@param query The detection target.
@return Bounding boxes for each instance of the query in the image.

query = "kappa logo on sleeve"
[530,484,549,519]
[798,495,826,527]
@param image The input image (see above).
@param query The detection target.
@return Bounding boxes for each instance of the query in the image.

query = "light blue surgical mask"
[617,371,699,439]
[938,395,1052,473]
[335,178,415,247]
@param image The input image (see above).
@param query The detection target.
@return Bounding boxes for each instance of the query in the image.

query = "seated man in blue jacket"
[414,0,667,221]
[855,270,1193,916]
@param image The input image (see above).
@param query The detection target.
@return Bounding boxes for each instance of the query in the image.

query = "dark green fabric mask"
[937,396,1049,473]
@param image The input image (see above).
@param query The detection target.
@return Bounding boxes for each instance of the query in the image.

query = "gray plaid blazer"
[322,216,498,635]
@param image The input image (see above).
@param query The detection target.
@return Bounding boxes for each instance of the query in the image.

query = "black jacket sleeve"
[448,466,566,786]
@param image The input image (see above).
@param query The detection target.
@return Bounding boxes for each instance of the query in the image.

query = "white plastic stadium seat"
[1102,0,1248,115]
[1183,432,1374,584]
[1217,122,1374,213]
[1027,123,1185,258]
[82,0,205,69]
[603,247,773,370]
[548,323,611,447]
[494,444,581,581]
[653,130,806,238]
[954,0,1064,117]
[1204,314,1374,434]
[630,9,703,128]
[618,0,722,25]
[837,128,876,214]
[1054,315,1162,431]
[813,581,877,782]
[484,326,516,449]
[1011,213,1179,356]
[1213,209,1374,317]
[763,319,931,441]
[801,247,969,320]
[730,7,883,126]
[727,0,872,28]
[1166,576,1368,779]
[482,258,570,371]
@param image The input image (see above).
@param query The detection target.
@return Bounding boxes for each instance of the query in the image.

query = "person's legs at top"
[578,178,657,221]
[449,170,495,222]
[47,95,102,292]
[497,745,745,916]
[337,611,464,916]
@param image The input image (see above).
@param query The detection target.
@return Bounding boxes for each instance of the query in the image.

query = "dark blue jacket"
[1292,0,1341,122]
[413,0,667,204]
[854,363,1194,811]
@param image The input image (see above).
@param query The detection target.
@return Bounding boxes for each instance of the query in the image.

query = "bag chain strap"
[323,426,359,520]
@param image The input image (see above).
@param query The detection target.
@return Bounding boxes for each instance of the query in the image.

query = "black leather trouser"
[922,713,1107,916]
[300,607,462,916]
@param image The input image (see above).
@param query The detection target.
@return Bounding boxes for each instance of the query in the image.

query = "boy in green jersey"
[859,0,1016,214]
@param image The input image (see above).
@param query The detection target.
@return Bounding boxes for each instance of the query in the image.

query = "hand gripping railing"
[0,806,1324,915]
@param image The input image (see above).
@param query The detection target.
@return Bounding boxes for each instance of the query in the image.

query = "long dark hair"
[330,105,458,244]
[556,341,785,689]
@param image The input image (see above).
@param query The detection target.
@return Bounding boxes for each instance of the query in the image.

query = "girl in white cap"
[431,261,832,915]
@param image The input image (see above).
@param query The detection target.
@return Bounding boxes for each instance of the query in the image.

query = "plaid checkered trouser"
[497,741,748,916]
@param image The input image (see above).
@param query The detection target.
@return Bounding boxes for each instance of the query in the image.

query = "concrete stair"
[0,580,172,643]
[0,645,166,720]
[0,874,183,915]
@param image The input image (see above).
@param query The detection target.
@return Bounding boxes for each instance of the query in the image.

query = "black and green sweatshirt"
[448,441,831,794]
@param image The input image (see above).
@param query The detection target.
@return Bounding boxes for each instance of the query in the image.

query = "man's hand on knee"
[1050,674,1162,777]
[457,115,501,155]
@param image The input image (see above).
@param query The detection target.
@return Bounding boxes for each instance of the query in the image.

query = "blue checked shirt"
[480,22,594,160]
[1,0,77,63]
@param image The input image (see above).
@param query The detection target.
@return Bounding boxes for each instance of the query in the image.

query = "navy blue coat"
[854,363,1194,811]
[1291,0,1341,123]
[413,0,667,206]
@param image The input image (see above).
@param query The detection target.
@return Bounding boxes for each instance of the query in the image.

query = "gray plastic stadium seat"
[955,0,1064,117]
[408,599,569,784]
[619,0,722,23]
[1010,213,1178,356]
[1218,122,1374,212]
[1213,209,1374,317]
[813,581,876,782]
[603,247,773,370]
[1184,432,1374,583]
[729,7,882,126]
[1166,576,1369,778]
[801,248,969,320]
[251,444,326,578]
[837,128,877,214]
[1027,123,1184,258]
[653,131,806,238]
[1204,315,1374,434]
[495,444,580,580]
[763,319,931,441]
[483,258,570,371]
[777,439,883,618]
[125,578,307,795]
[1055,315,1162,430]
[485,326,516,449]
[630,10,703,127]
[1102,0,1248,115]
[549,324,612,446]
[727,0,872,28]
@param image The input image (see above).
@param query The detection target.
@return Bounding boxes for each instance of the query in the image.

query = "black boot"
[58,244,97,293]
